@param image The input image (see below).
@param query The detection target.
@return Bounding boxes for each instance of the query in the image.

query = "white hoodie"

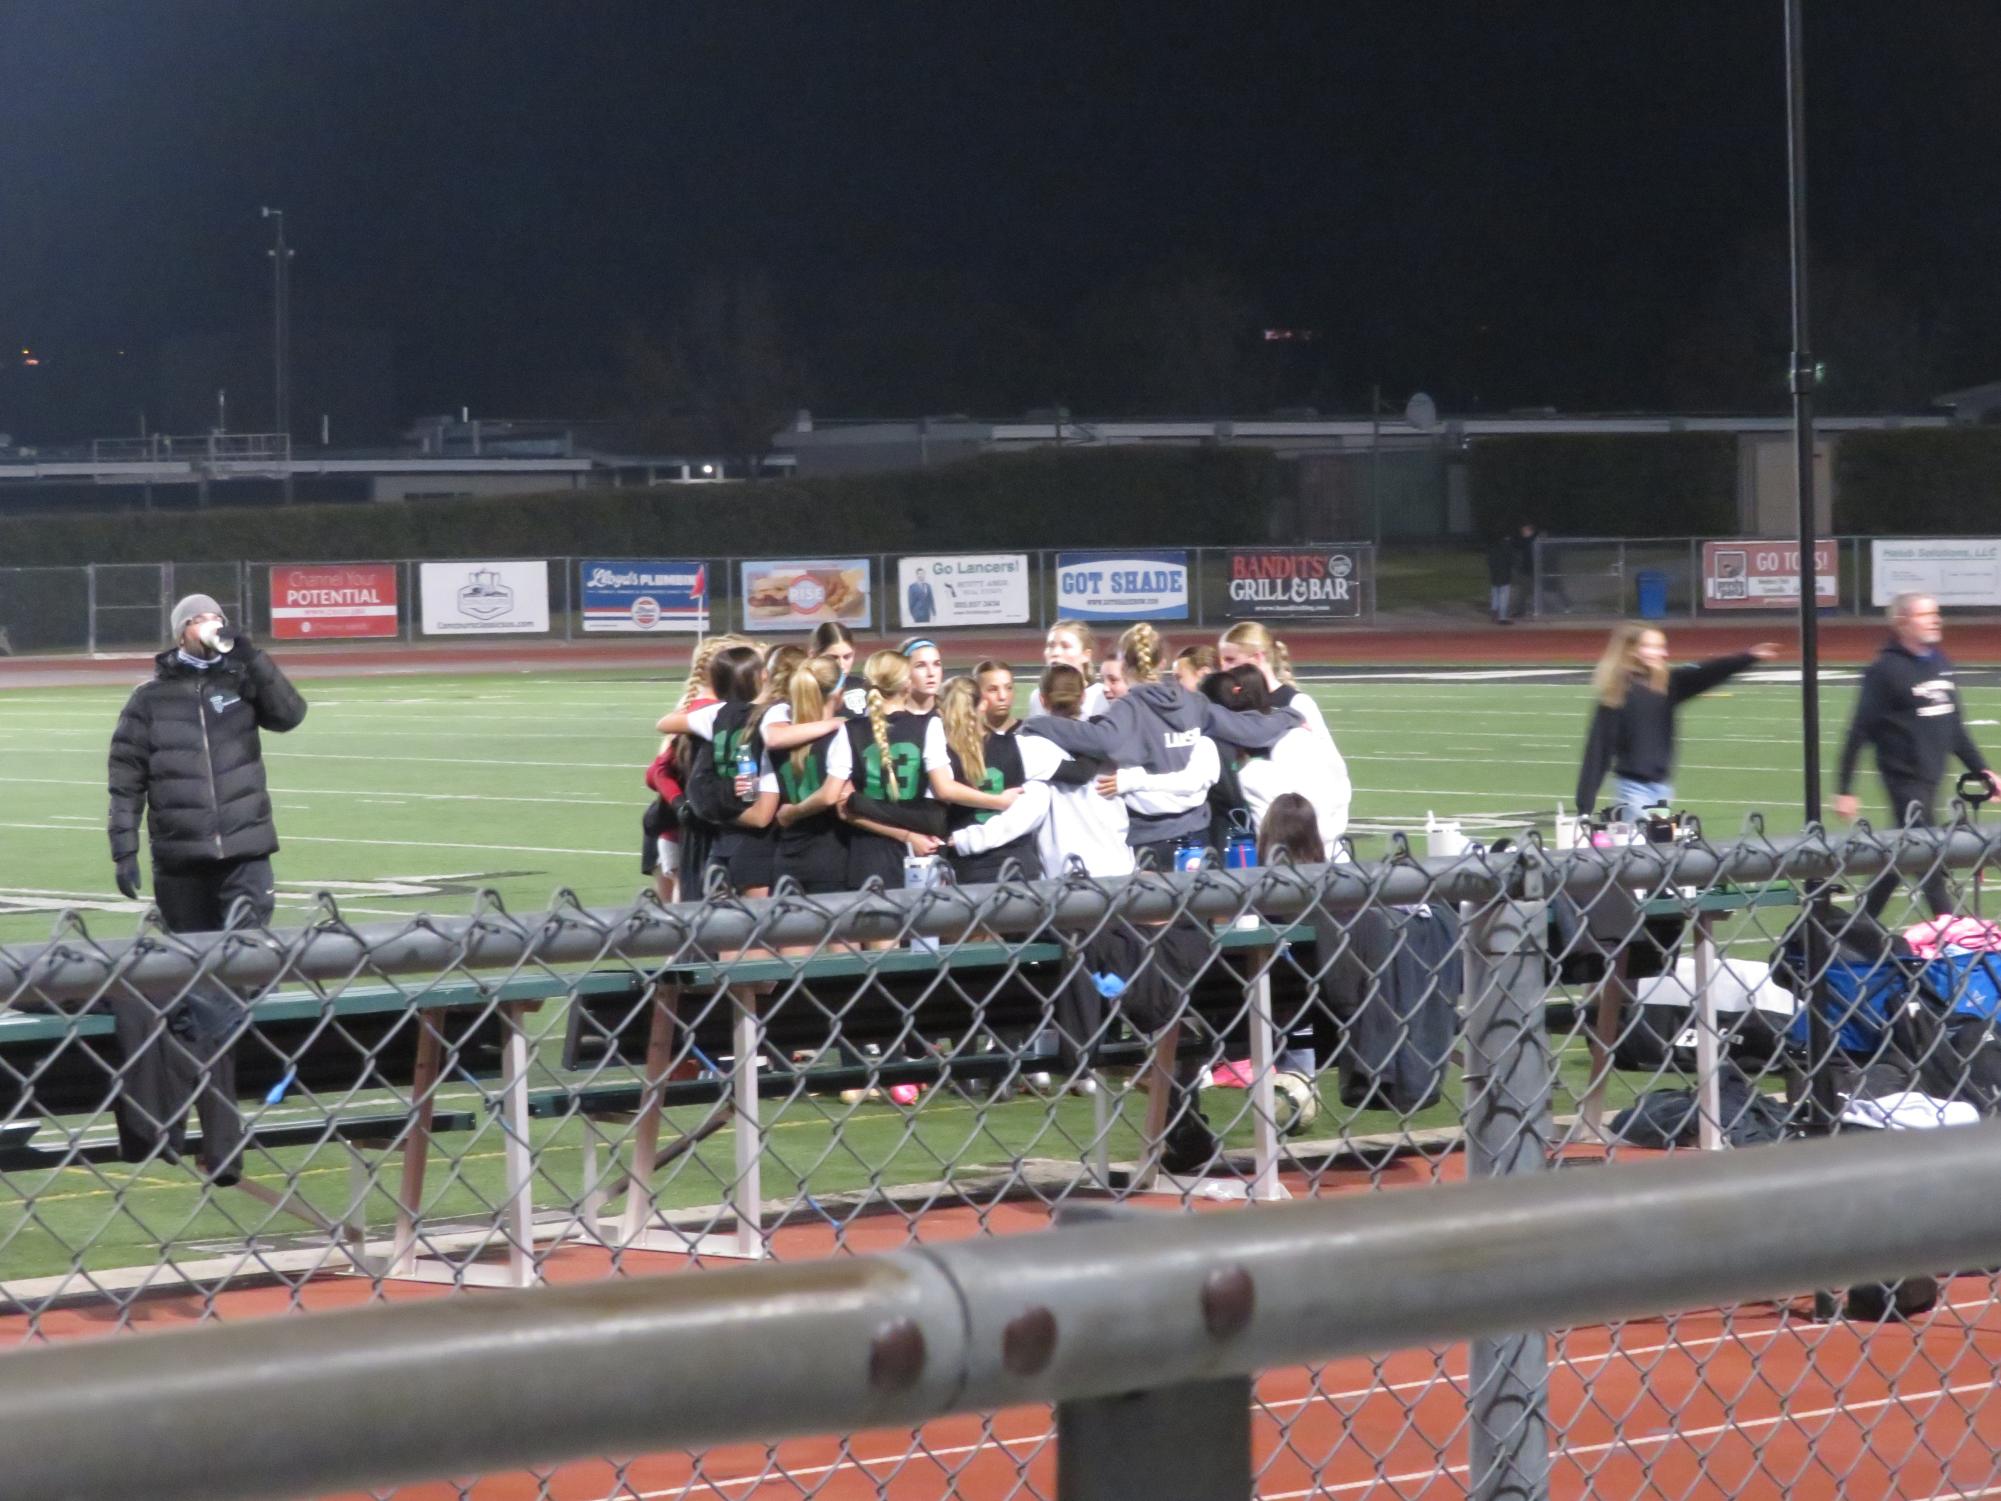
[1119,726,1350,848]
[950,733,1134,878]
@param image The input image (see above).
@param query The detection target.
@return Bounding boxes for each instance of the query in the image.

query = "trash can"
[1635,569,1669,620]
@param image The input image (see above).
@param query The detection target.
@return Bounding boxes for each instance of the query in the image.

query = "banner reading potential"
[1701,540,1837,610]
[897,553,1030,628]
[269,564,399,640]
[1227,548,1365,619]
[740,558,871,627]
[580,560,709,632]
[419,560,551,635]
[1054,550,1190,620]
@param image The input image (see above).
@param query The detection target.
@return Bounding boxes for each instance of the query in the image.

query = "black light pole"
[263,206,294,499]
[1784,0,1820,820]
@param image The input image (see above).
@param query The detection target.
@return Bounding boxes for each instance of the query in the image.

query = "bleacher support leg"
[1057,1375,1251,1501]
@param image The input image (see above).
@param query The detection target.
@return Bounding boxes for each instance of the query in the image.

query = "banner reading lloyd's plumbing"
[1226,548,1366,619]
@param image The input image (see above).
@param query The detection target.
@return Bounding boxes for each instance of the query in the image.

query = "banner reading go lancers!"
[1227,548,1365,619]
[580,560,708,633]
[269,564,399,640]
[897,553,1030,628]
[1054,550,1189,620]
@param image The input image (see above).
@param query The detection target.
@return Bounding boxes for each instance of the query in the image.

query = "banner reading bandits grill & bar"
[269,563,400,640]
[1227,548,1365,619]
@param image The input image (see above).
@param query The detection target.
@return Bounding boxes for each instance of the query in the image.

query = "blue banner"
[580,560,709,633]
[1053,550,1190,620]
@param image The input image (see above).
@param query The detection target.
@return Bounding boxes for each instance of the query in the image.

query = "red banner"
[1700,540,1837,611]
[270,564,400,640]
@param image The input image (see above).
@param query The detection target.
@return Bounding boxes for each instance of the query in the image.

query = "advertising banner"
[419,560,551,635]
[1054,550,1190,621]
[740,558,872,627]
[268,563,399,640]
[1226,548,1365,619]
[579,560,709,633]
[1871,538,2001,608]
[896,553,1031,628]
[1700,539,1837,610]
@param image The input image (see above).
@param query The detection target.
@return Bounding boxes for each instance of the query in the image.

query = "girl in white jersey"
[1218,620,1334,748]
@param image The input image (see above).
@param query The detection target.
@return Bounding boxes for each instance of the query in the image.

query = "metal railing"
[3,1120,1998,1501]
[4,824,2001,1499]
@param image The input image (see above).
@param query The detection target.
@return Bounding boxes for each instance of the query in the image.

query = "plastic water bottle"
[735,745,758,787]
[904,853,942,952]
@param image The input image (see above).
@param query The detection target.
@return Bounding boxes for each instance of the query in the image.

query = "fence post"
[85,564,97,655]
[1192,546,1206,627]
[1460,876,1553,1501]
[1688,537,1699,619]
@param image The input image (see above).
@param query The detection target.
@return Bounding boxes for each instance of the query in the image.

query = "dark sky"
[2,0,1996,434]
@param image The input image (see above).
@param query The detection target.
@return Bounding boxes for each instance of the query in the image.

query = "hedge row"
[0,447,1288,567]
[1466,433,1739,539]
[1834,429,2001,535]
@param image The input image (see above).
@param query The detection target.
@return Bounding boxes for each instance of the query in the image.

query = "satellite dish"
[1404,392,1439,432]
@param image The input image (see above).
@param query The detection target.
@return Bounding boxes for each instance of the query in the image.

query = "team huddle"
[641,619,1355,907]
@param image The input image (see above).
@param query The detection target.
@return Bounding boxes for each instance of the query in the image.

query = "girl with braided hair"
[816,649,951,888]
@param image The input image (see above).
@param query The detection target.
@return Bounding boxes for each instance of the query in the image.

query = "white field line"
[0,822,630,858]
[0,775,627,807]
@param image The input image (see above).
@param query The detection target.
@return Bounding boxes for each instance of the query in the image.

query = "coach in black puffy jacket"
[107,593,308,931]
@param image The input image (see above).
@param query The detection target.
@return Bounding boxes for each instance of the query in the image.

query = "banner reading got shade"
[1054,550,1189,620]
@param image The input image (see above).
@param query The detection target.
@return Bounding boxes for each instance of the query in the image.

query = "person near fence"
[652,633,752,899]
[1574,624,1775,820]
[1835,592,2001,919]
[900,637,945,717]
[104,593,309,1183]
[1030,619,1109,718]
[1485,530,1516,624]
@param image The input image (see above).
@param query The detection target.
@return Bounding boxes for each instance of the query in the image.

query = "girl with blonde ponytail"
[817,648,951,888]
[766,655,851,893]
[1218,621,1333,747]
[934,676,1038,883]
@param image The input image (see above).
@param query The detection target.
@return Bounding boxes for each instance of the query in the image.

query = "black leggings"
[1861,788,1954,921]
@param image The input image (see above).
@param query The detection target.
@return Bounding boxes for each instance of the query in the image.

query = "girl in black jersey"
[768,655,851,893]
[819,649,950,888]
[937,676,1040,883]
[974,659,1018,734]
[811,621,868,717]
[1218,621,1334,748]
[655,644,780,895]
[901,637,945,718]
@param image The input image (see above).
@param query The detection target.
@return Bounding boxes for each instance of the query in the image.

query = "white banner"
[896,553,1031,628]
[1871,538,2001,608]
[419,560,551,635]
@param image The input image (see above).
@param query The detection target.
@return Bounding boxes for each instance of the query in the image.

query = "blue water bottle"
[1173,841,1205,873]
[1225,833,1258,870]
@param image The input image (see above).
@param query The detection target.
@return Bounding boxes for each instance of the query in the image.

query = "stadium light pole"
[263,206,295,500]
[1784,0,1820,821]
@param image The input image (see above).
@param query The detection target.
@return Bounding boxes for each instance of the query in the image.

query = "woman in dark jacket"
[1575,623,1776,819]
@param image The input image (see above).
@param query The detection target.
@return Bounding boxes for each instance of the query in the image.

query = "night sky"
[2,1,1996,440]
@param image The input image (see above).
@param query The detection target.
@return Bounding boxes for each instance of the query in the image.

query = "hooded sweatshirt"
[950,733,1134,878]
[1025,680,1300,847]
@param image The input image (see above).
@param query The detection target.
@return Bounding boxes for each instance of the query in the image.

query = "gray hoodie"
[1025,681,1300,847]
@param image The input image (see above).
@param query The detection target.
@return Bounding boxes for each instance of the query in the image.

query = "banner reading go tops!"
[1054,549,1189,620]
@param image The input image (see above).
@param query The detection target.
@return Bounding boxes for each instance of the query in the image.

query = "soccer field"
[2,660,1984,949]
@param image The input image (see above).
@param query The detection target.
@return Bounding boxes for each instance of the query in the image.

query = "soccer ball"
[1271,1071,1320,1135]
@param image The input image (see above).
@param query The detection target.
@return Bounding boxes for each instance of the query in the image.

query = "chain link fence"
[4,822,2001,1498]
